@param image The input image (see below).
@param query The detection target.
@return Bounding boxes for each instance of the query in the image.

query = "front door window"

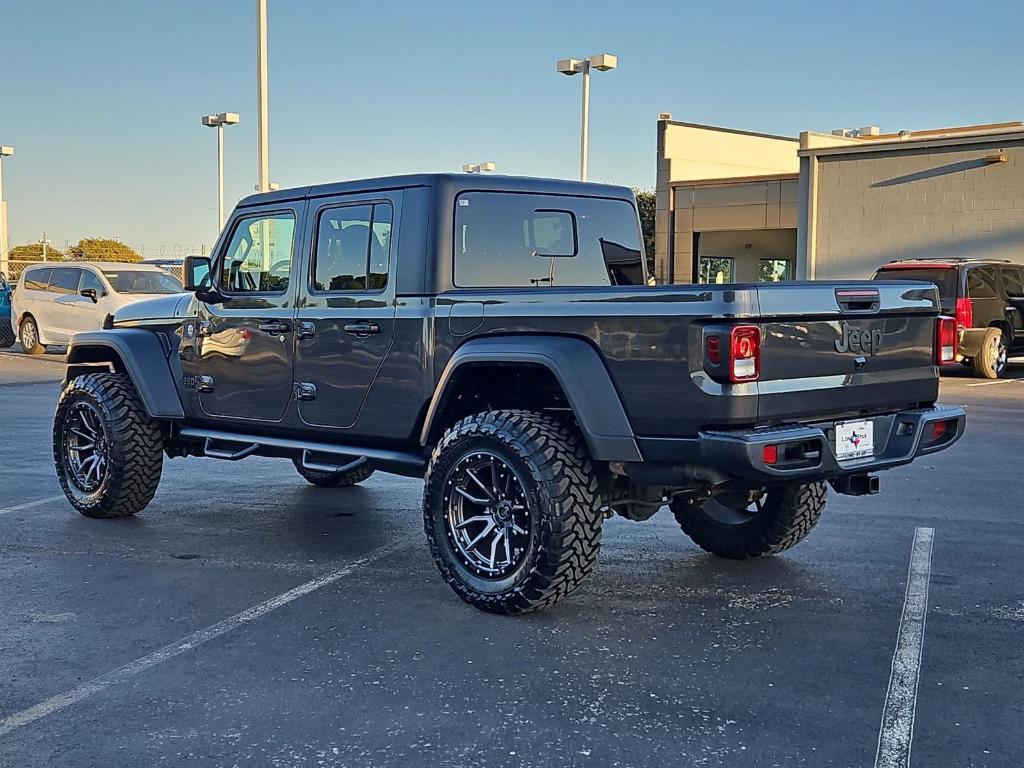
[220,214,296,293]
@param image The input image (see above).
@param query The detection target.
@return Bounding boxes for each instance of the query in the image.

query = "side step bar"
[179,427,426,477]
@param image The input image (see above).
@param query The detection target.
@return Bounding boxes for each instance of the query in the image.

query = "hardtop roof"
[237,173,635,208]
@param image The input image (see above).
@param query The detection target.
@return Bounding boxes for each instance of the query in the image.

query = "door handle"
[343,322,380,336]
[257,320,291,335]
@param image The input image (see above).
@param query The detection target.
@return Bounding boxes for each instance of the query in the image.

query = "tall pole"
[256,0,270,193]
[579,60,591,182]
[216,123,225,229]
[0,157,7,277]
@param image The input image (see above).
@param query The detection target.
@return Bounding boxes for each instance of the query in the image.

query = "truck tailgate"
[755,281,939,425]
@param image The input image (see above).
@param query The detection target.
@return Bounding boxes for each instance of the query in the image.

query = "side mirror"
[80,287,98,303]
[183,255,212,292]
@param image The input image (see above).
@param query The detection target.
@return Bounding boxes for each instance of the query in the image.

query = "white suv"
[12,262,182,354]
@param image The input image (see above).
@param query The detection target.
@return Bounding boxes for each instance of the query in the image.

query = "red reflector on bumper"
[763,444,778,465]
[931,421,948,441]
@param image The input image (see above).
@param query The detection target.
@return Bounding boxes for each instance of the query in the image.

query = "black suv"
[54,174,965,614]
[874,258,1024,378]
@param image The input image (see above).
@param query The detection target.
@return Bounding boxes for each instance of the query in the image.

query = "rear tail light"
[936,315,957,365]
[955,297,973,330]
[730,325,761,382]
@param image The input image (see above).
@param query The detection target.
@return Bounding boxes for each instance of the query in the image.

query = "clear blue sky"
[2,0,1021,256]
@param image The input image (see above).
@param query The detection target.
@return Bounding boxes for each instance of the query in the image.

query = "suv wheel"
[670,482,827,559]
[53,373,164,518]
[292,458,375,487]
[423,410,603,614]
[19,315,45,355]
[971,327,1007,379]
[0,317,15,349]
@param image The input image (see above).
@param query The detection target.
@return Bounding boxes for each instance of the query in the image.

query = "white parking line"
[874,527,935,768]
[0,494,66,516]
[0,537,410,737]
[964,379,1018,387]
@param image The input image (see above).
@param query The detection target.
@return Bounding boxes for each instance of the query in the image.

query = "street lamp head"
[556,58,584,75]
[588,53,617,71]
[0,146,13,157]
[202,113,240,127]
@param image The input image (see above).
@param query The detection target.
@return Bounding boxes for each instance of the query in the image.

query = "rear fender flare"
[65,330,184,419]
[421,335,641,462]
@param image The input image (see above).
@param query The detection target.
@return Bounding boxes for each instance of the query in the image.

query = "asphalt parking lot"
[0,348,1021,768]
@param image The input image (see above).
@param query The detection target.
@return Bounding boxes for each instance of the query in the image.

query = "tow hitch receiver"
[830,474,880,496]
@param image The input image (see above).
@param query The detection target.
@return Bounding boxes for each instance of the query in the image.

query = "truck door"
[194,203,305,422]
[292,193,400,431]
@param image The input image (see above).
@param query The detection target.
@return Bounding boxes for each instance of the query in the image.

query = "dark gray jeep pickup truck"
[54,174,965,613]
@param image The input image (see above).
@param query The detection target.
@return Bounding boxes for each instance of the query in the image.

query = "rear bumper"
[635,404,965,485]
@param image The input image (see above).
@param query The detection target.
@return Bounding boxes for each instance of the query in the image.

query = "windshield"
[103,270,182,295]
[874,267,958,311]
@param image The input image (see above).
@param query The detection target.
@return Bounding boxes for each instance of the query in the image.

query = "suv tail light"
[936,316,957,365]
[955,297,973,330]
[730,325,761,382]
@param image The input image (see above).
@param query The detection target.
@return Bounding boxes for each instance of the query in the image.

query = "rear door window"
[999,267,1023,297]
[48,267,82,295]
[967,268,999,299]
[24,268,53,291]
[454,192,645,288]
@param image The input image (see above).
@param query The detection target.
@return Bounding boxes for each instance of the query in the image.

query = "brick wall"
[813,141,1024,279]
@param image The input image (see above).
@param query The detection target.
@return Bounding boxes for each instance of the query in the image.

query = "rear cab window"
[454,192,645,288]
[873,265,959,313]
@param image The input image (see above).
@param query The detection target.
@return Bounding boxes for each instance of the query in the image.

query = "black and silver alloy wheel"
[62,401,109,493]
[54,372,164,518]
[670,482,827,560]
[443,451,531,579]
[423,410,603,614]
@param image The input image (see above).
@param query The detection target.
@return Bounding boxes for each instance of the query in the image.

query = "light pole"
[0,145,13,277]
[555,54,617,181]
[462,162,497,174]
[202,112,240,230]
[256,0,270,193]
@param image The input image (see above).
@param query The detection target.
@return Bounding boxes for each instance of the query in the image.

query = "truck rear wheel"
[971,327,1007,379]
[423,410,603,614]
[53,372,164,518]
[670,482,827,559]
[292,458,375,487]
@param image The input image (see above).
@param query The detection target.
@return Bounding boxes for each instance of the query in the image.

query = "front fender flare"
[65,330,184,419]
[421,336,641,462]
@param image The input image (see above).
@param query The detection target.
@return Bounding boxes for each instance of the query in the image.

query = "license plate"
[835,419,874,460]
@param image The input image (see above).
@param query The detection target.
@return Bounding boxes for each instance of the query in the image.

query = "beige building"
[655,118,1024,284]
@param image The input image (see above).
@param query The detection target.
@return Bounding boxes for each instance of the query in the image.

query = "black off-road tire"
[19,315,45,355]
[292,458,375,487]
[423,410,603,614]
[0,318,15,348]
[671,482,827,560]
[971,327,1007,379]
[53,373,163,518]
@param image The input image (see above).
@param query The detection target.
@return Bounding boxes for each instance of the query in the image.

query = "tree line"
[9,238,142,264]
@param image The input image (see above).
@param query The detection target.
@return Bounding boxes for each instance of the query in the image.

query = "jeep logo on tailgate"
[835,322,882,355]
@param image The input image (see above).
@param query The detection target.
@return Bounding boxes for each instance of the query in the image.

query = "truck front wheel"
[670,482,827,559]
[423,410,603,614]
[53,372,164,518]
